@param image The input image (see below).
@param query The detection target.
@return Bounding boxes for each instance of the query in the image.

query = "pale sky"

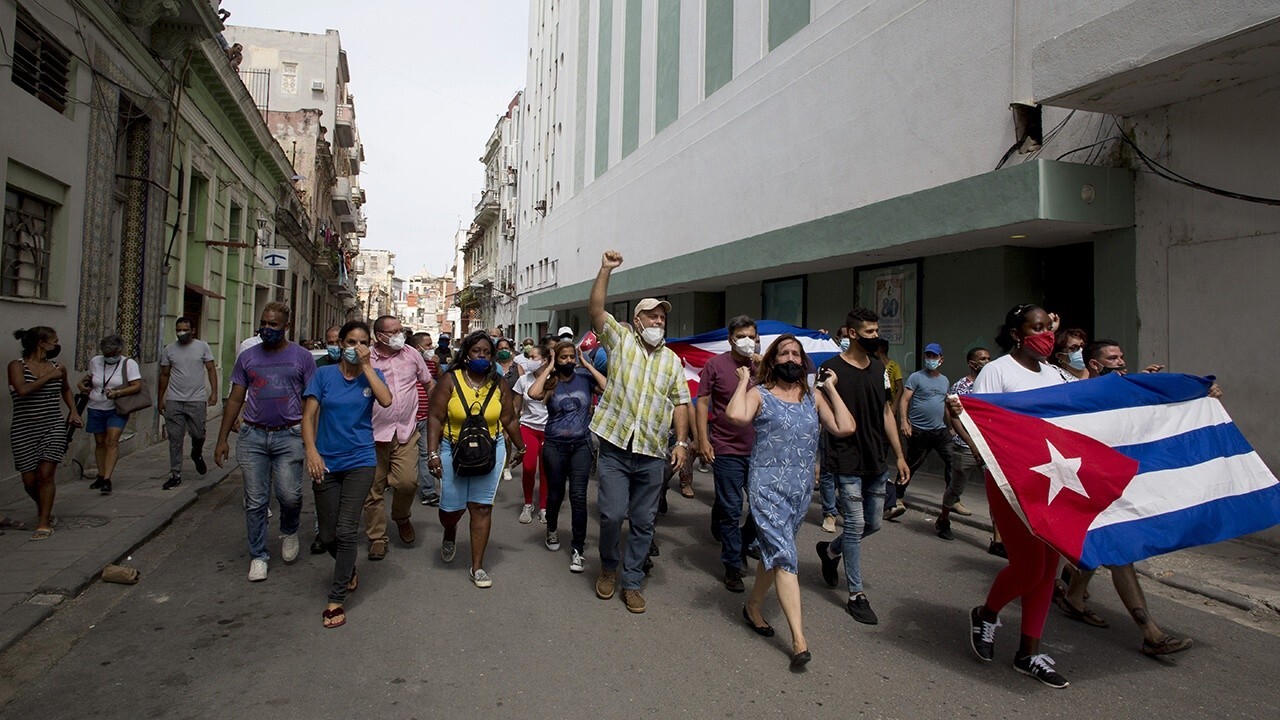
[225,0,530,278]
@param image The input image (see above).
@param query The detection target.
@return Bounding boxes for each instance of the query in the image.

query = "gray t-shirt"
[904,369,950,431]
[161,339,215,402]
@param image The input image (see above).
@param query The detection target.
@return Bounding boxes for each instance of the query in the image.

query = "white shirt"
[513,371,548,430]
[237,335,263,356]
[86,356,142,411]
[972,354,1073,395]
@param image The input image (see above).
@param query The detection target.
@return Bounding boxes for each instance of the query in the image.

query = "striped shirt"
[589,314,690,459]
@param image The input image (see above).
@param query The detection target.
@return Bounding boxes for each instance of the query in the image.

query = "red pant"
[984,473,1059,639]
[520,425,548,508]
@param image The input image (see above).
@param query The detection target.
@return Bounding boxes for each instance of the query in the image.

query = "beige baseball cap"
[634,298,672,315]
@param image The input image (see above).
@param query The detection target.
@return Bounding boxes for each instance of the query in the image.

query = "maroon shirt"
[698,352,756,456]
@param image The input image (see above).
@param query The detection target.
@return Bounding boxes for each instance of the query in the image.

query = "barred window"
[11,7,72,113]
[3,188,55,300]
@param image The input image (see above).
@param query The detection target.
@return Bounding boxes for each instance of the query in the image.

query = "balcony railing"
[334,103,355,148]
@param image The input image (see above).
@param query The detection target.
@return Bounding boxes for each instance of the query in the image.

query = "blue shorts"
[86,407,128,434]
[440,438,506,512]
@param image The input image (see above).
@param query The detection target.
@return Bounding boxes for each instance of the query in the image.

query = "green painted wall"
[768,0,810,51]
[806,268,857,332]
[725,281,762,320]
[1093,228,1139,360]
[655,0,680,133]
[705,0,733,97]
[921,248,1011,367]
[594,0,614,179]
[574,4,590,193]
[621,0,642,158]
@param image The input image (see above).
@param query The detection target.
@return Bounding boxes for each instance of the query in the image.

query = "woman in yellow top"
[426,331,525,588]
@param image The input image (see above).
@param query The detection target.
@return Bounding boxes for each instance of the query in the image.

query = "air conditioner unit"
[311,80,325,92]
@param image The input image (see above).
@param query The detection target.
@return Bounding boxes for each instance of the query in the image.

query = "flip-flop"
[1142,635,1192,656]
[322,606,346,629]
[1053,594,1109,628]
[346,569,358,593]
[30,527,53,541]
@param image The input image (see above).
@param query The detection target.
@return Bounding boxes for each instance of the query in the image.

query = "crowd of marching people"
[12,250,1225,684]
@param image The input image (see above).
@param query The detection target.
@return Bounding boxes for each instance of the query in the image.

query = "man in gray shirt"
[158,316,218,489]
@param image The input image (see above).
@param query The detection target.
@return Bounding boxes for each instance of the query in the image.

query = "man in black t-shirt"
[815,308,911,625]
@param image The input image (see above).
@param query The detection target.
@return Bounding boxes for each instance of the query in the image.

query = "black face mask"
[773,362,805,383]
[1098,365,1125,376]
[555,362,575,376]
[856,336,879,353]
[46,344,61,360]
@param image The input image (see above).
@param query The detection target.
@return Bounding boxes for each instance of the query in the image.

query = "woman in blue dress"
[726,334,856,669]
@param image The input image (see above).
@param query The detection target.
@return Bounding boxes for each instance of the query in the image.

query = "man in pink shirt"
[365,316,435,560]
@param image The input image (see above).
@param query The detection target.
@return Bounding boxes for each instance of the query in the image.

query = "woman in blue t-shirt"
[301,321,391,629]
[528,341,606,574]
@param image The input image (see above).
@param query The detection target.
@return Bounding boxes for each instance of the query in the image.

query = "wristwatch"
[674,440,690,449]
[427,451,440,460]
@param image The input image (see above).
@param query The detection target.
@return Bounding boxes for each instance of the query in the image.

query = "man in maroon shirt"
[695,315,761,592]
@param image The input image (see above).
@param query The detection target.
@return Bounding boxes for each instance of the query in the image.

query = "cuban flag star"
[957,372,1280,570]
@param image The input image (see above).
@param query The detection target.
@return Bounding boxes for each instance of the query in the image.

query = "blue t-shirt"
[544,368,595,442]
[304,365,384,472]
[904,370,950,431]
[590,347,608,376]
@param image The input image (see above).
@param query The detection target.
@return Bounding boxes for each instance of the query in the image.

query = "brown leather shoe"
[679,481,695,499]
[595,569,617,600]
[397,519,415,545]
[368,539,388,561]
[621,588,647,613]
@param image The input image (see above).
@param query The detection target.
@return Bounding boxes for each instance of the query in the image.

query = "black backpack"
[449,370,500,477]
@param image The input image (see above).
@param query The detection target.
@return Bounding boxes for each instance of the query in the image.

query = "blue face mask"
[466,358,491,375]
[103,355,122,365]
[327,345,341,360]
[259,326,286,344]
[1065,349,1085,370]
[924,358,941,371]
[839,338,851,352]
[342,347,360,364]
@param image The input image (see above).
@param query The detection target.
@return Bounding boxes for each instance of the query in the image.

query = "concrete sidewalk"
[0,435,238,652]
[896,468,1280,615]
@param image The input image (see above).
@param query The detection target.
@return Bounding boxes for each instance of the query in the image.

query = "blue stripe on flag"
[1115,423,1255,474]
[1077,483,1280,570]
[668,320,832,345]
[970,372,1212,419]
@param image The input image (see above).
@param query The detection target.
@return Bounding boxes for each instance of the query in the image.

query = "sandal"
[322,606,346,629]
[1142,635,1192,657]
[1053,594,1109,628]
[346,569,358,593]
[30,527,53,541]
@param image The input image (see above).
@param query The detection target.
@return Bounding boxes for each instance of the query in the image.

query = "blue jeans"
[713,454,752,569]
[416,418,439,500]
[829,469,890,594]
[543,438,593,553]
[596,437,666,590]
[819,470,838,517]
[237,424,304,561]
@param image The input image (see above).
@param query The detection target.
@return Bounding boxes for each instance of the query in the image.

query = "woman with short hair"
[78,334,144,495]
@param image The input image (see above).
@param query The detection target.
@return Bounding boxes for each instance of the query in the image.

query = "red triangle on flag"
[959,396,1139,564]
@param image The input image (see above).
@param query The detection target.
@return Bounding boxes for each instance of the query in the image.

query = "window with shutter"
[11,7,72,114]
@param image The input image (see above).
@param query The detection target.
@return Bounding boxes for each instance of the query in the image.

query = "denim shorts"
[85,407,128,434]
[439,438,506,512]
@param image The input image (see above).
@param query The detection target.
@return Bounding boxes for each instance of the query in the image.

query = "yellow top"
[445,370,503,443]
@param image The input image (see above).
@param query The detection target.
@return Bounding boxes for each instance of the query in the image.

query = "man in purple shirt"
[215,302,316,582]
[695,315,761,593]
[365,315,435,560]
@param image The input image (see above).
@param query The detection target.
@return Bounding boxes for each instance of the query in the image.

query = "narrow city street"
[2,470,1277,719]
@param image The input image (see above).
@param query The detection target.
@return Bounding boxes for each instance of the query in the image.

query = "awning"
[185,282,226,300]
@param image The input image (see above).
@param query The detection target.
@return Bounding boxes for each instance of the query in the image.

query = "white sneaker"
[570,549,585,573]
[537,509,547,524]
[247,558,268,582]
[519,504,534,524]
[821,515,837,533]
[281,533,299,563]
[545,530,560,551]
[471,567,493,588]
[503,469,513,482]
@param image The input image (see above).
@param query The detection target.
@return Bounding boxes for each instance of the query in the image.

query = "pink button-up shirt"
[371,345,434,444]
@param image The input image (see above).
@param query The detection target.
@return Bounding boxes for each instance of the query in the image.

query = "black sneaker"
[936,519,954,541]
[642,556,654,575]
[724,566,745,593]
[846,594,878,625]
[89,477,104,490]
[815,541,840,588]
[421,493,440,507]
[162,476,182,490]
[1013,653,1069,689]
[988,541,1008,559]
[191,451,207,475]
[310,537,326,555]
[969,606,999,662]
[649,541,660,557]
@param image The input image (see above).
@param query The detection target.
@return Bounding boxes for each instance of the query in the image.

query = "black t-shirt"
[821,354,888,476]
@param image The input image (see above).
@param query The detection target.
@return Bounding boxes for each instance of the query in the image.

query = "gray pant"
[946,442,983,508]
[314,465,375,603]
[165,400,207,477]
[596,437,666,590]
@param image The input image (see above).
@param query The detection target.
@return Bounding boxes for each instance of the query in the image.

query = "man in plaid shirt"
[588,251,691,614]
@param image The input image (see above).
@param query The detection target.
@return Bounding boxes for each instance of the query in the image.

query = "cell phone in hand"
[816,368,833,388]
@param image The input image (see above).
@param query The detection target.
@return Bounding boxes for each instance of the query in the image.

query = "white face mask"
[640,326,664,347]
[386,334,406,351]
[733,337,756,355]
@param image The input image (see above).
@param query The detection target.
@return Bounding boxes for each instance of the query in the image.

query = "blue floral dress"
[748,386,819,574]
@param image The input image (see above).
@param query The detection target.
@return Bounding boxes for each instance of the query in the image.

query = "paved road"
[2,471,1278,719]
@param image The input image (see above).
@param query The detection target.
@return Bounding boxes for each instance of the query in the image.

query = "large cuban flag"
[666,321,840,396]
[958,373,1280,571]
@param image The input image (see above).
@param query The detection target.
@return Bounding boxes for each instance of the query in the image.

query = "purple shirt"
[697,352,756,456]
[230,342,316,427]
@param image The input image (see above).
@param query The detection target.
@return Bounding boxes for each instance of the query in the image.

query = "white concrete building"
[354,247,394,320]
[514,0,1280,469]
